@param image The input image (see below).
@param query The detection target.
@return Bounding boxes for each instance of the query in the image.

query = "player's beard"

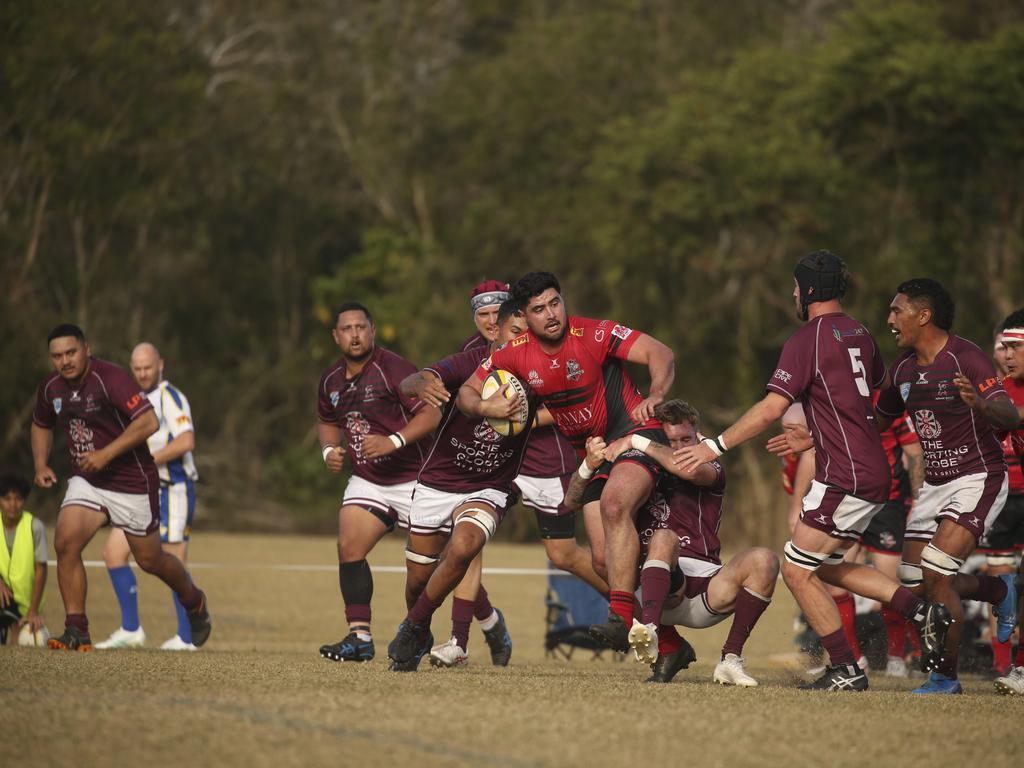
[344,345,373,363]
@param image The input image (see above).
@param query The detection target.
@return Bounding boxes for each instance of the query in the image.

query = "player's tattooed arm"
[624,335,675,424]
[400,370,451,408]
[563,437,606,512]
[953,375,1021,430]
[79,410,158,473]
[902,441,925,500]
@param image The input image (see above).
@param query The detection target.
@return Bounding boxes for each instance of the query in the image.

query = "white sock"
[478,610,499,632]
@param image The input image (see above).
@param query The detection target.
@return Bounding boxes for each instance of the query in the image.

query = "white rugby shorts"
[342,475,416,529]
[906,472,1008,543]
[512,473,567,515]
[639,557,730,630]
[407,484,509,535]
[61,476,156,537]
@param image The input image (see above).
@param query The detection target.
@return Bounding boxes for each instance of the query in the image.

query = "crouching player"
[572,401,780,685]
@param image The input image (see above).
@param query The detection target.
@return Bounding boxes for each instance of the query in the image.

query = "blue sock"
[108,566,140,632]
[174,592,192,643]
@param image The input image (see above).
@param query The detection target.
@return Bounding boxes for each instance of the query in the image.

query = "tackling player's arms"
[456,375,525,422]
[399,370,451,408]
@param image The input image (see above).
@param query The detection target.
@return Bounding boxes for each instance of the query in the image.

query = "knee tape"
[405,549,440,566]
[920,544,964,577]
[986,553,1017,568]
[454,507,497,542]
[897,562,923,588]
[784,541,830,572]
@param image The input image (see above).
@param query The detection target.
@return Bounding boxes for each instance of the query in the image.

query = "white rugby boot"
[884,656,908,677]
[428,637,468,668]
[995,666,1024,695]
[94,626,146,649]
[713,654,759,687]
[160,635,198,651]
[628,619,659,665]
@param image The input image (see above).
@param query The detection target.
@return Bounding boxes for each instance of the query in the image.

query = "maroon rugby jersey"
[419,348,536,493]
[635,465,727,566]
[477,316,657,457]
[32,358,158,494]
[317,346,426,485]
[876,335,1007,485]
[1002,376,1024,494]
[518,426,574,478]
[767,313,890,501]
[460,332,487,353]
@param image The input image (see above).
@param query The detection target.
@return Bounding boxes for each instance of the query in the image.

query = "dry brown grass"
[3,532,1021,768]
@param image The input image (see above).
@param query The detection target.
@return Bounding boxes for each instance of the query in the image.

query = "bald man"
[96,343,200,650]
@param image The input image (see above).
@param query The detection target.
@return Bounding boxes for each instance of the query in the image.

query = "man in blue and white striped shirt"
[96,342,201,650]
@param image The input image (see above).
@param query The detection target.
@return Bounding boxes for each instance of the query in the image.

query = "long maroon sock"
[658,624,682,655]
[408,589,443,626]
[819,627,855,666]
[180,583,203,613]
[451,597,474,650]
[65,613,89,635]
[639,562,672,625]
[345,604,371,626]
[609,591,635,625]
[889,586,925,620]
[474,585,494,621]
[834,593,862,659]
[964,574,1008,605]
[882,608,906,657]
[721,588,771,658]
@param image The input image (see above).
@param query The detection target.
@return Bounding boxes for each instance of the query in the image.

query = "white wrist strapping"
[577,460,596,480]
[389,433,406,450]
[702,437,723,457]
[630,434,652,453]
[322,445,337,462]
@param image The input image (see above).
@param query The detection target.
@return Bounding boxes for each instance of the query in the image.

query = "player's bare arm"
[149,430,194,466]
[535,406,554,428]
[903,440,925,500]
[607,433,717,486]
[766,423,814,457]
[623,334,675,424]
[456,377,524,421]
[362,405,442,460]
[953,374,1020,430]
[676,392,790,472]
[319,422,346,473]
[78,409,158,473]
[30,423,56,488]
[399,370,451,408]
[563,436,607,512]
[24,562,47,631]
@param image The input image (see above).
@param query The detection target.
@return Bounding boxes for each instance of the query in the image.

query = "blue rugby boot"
[912,672,963,695]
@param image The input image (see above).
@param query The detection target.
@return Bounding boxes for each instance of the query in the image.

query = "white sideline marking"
[54,560,561,576]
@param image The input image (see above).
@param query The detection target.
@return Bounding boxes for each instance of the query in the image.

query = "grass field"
[3,531,1022,768]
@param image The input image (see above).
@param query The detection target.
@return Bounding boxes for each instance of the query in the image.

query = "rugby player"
[457,271,675,651]
[875,279,1019,694]
[582,400,780,686]
[679,252,950,691]
[991,310,1024,695]
[460,280,510,352]
[981,319,1024,678]
[31,324,211,651]
[317,303,441,663]
[387,302,542,671]
[96,343,201,650]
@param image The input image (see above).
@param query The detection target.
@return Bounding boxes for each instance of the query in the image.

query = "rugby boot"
[94,626,146,649]
[387,620,432,672]
[799,663,868,692]
[911,672,963,695]
[910,601,952,672]
[160,635,198,652]
[320,631,374,662]
[713,654,758,687]
[627,619,659,665]
[884,656,908,678]
[187,590,212,648]
[994,573,1017,644]
[482,608,512,666]
[994,666,1024,695]
[644,637,697,684]
[429,637,469,668]
[589,612,630,653]
[48,625,92,652]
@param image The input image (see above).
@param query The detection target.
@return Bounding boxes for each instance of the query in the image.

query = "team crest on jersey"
[611,324,632,341]
[53,398,62,414]
[345,411,371,436]
[899,383,911,402]
[473,421,501,442]
[913,409,942,439]
[646,493,671,524]
[363,385,376,402]
[566,359,583,382]
[330,391,340,407]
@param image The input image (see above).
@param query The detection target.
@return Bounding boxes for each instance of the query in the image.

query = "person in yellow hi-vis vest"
[1,474,48,645]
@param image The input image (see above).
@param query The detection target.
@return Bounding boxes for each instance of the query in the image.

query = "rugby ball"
[18,624,51,647]
[480,369,530,437]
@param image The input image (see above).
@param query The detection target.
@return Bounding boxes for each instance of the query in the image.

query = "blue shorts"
[159,480,196,543]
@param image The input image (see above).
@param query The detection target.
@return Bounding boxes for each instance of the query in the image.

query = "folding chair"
[544,566,618,660]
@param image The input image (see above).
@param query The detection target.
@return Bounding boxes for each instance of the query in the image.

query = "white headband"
[471,291,510,313]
